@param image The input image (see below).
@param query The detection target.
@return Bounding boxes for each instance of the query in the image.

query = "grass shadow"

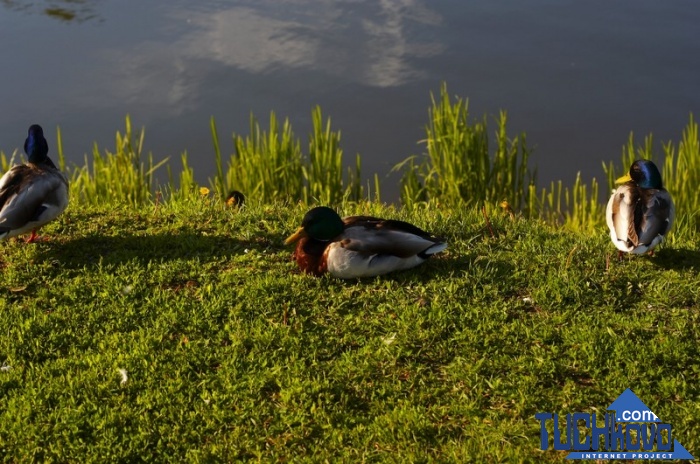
[649,247,700,271]
[38,232,262,269]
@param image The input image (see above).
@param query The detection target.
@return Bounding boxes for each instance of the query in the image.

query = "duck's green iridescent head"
[627,159,664,189]
[285,206,344,244]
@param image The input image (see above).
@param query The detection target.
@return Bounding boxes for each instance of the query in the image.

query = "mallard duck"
[0,124,69,243]
[605,159,674,257]
[285,206,447,278]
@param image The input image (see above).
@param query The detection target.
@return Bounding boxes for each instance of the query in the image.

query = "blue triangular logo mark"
[670,441,695,460]
[607,388,659,422]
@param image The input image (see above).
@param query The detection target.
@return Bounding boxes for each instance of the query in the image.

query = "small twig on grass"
[153,190,163,216]
[565,246,578,269]
[483,206,495,238]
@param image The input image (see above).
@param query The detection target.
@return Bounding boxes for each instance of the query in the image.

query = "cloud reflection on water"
[183,0,444,87]
[105,0,444,112]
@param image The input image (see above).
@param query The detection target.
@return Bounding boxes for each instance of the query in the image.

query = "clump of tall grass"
[527,176,603,233]
[665,114,700,225]
[166,151,199,202]
[66,116,169,206]
[394,83,534,211]
[210,111,303,203]
[305,106,363,204]
[211,106,364,205]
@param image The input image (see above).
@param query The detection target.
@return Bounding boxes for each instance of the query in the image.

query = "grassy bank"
[1,199,698,462]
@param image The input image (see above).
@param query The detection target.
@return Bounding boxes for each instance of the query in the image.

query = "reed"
[66,116,169,206]
[214,106,363,205]
[527,175,603,233]
[166,151,198,202]
[0,94,695,236]
[304,106,362,204]
[0,150,19,173]
[532,113,699,232]
[660,114,699,226]
[212,112,304,203]
[395,83,534,210]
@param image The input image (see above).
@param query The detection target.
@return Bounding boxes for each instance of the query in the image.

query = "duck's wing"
[0,166,31,210]
[0,167,66,232]
[340,216,446,258]
[607,184,640,246]
[636,189,674,245]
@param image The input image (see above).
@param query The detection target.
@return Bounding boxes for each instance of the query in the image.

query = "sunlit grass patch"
[64,116,169,207]
[0,201,697,462]
[211,106,365,205]
[394,83,534,213]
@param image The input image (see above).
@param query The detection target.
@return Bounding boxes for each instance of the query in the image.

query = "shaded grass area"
[0,200,698,462]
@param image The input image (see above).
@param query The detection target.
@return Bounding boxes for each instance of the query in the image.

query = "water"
[2,0,699,200]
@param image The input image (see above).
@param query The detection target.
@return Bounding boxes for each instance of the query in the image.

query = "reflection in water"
[1,0,100,22]
[101,0,445,115]
[361,0,443,86]
[182,0,443,87]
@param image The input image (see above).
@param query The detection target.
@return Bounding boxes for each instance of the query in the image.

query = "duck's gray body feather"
[324,216,447,278]
[0,163,69,240]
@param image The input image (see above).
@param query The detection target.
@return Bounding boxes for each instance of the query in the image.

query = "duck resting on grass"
[0,124,69,243]
[285,206,447,279]
[605,159,674,258]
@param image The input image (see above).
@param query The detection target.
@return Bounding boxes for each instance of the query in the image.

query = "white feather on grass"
[118,368,128,385]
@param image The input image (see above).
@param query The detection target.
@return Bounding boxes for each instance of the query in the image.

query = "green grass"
[0,200,698,462]
[210,107,364,205]
[395,83,534,211]
[65,117,169,207]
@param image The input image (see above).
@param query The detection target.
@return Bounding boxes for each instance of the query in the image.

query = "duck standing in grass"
[285,206,447,278]
[0,124,69,243]
[606,159,674,257]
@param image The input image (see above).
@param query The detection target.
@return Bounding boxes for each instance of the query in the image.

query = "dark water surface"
[2,0,699,200]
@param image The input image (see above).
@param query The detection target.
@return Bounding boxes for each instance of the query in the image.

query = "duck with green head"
[285,206,447,279]
[605,159,674,257]
[0,124,69,243]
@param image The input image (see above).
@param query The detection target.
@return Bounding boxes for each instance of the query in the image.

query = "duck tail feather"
[418,241,447,259]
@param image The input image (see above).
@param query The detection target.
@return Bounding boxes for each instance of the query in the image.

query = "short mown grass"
[0,199,698,462]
